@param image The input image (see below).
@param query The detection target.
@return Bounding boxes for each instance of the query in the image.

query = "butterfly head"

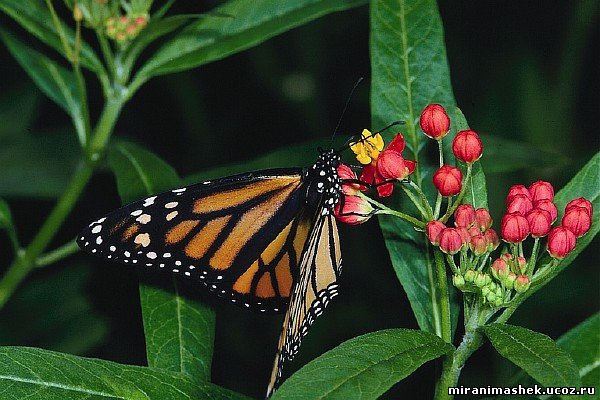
[304,149,342,215]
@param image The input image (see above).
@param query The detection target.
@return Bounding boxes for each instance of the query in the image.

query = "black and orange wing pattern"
[78,149,344,395]
[77,169,310,312]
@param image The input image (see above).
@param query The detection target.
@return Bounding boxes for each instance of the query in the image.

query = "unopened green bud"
[503,272,517,290]
[493,297,504,307]
[452,274,465,289]
[514,275,531,293]
[474,272,487,288]
[464,269,476,283]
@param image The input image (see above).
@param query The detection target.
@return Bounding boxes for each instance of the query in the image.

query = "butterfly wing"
[267,212,342,396]
[77,169,311,312]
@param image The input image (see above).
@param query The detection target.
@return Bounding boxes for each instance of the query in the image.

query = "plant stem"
[435,305,487,400]
[35,240,80,267]
[434,249,452,343]
[88,96,125,159]
[45,0,73,61]
[0,161,93,309]
[408,181,434,219]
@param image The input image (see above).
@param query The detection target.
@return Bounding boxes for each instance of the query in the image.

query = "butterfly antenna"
[330,77,364,147]
[337,120,405,152]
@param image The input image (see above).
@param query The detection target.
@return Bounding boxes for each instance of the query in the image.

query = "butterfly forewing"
[78,169,308,312]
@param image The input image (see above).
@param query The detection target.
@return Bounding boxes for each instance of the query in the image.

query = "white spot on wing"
[165,201,178,209]
[166,211,178,221]
[91,225,102,234]
[143,196,157,207]
[147,252,157,259]
[134,233,151,247]
[136,214,151,224]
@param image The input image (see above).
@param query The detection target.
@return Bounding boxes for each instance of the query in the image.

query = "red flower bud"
[468,226,481,237]
[470,234,487,256]
[528,180,554,202]
[501,212,530,243]
[419,104,450,140]
[491,258,509,280]
[454,204,476,228]
[452,130,483,163]
[337,163,364,195]
[547,226,576,259]
[134,15,148,27]
[457,227,471,246]
[376,150,409,180]
[334,196,375,225]
[474,208,493,232]
[526,209,552,237]
[426,220,447,246]
[439,228,463,255]
[433,165,462,196]
[514,275,531,293]
[507,194,533,216]
[562,207,592,237]
[534,199,558,223]
[485,228,500,251]
[386,133,406,153]
[506,185,530,203]
[565,197,593,216]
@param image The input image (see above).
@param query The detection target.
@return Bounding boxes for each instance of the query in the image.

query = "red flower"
[475,208,493,231]
[419,104,450,140]
[491,258,509,280]
[439,228,463,255]
[376,150,409,180]
[534,199,558,222]
[469,234,487,256]
[485,228,500,251]
[457,227,471,246]
[358,133,415,198]
[454,204,476,228]
[565,197,593,216]
[337,164,365,195]
[507,194,533,216]
[528,180,554,202]
[501,212,530,243]
[433,165,462,196]
[334,195,375,225]
[387,134,406,153]
[562,207,592,237]
[452,130,483,164]
[547,226,576,259]
[506,185,531,204]
[514,275,531,293]
[426,220,446,245]
[526,209,552,237]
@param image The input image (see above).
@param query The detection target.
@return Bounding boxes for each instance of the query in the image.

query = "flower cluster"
[105,13,149,43]
[427,205,499,256]
[501,182,592,259]
[334,103,593,310]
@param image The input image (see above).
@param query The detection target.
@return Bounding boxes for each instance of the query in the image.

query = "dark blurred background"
[0,1,598,398]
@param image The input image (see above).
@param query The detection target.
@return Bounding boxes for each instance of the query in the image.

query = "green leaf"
[133,0,366,84]
[557,313,600,389]
[479,134,568,174]
[273,329,454,399]
[107,141,216,380]
[0,28,86,141]
[0,264,108,355]
[370,0,458,335]
[0,0,103,73]
[107,141,180,204]
[0,84,40,141]
[0,346,248,400]
[0,198,13,231]
[0,132,80,199]
[481,323,581,396]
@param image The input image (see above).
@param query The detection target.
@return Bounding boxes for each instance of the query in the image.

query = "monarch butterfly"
[77,122,401,396]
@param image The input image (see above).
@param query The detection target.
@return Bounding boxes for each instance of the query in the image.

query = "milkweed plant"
[0,1,597,399]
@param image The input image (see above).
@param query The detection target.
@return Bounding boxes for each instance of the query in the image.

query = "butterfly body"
[78,149,344,395]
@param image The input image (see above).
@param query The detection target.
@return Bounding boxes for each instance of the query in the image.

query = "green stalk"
[434,249,452,343]
[408,181,434,219]
[35,240,80,267]
[0,161,93,309]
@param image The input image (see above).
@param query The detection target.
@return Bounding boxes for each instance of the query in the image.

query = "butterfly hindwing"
[78,169,309,312]
[267,213,342,396]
